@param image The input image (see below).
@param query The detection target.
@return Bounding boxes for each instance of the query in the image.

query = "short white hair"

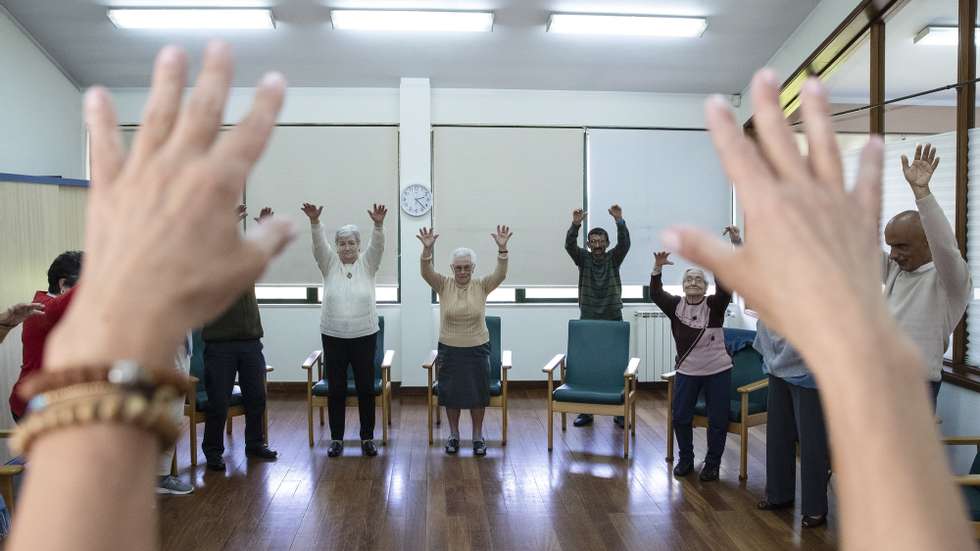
[335,224,360,243]
[683,267,706,280]
[451,247,476,265]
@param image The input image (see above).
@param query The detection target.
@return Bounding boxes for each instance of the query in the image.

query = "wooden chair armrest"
[0,465,23,477]
[737,378,769,393]
[502,350,512,370]
[265,365,274,373]
[624,357,640,379]
[301,350,322,370]
[189,375,200,384]
[421,350,438,370]
[542,354,565,374]
[955,475,980,486]
[661,370,677,381]
[943,436,980,446]
[382,350,395,369]
[0,430,15,439]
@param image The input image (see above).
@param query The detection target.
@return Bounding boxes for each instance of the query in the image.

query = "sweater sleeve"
[311,223,335,277]
[917,194,972,312]
[420,254,447,293]
[565,223,586,267]
[481,254,509,295]
[363,224,385,276]
[707,277,733,318]
[649,271,681,318]
[610,219,631,267]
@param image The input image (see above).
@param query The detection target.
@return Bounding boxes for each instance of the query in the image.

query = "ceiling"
[1,0,819,92]
[825,0,961,105]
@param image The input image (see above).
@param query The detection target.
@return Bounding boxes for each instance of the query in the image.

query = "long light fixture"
[107,8,276,30]
[913,26,980,45]
[547,13,707,37]
[331,10,494,32]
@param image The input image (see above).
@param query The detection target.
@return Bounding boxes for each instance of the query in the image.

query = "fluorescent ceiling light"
[547,13,707,37]
[107,8,275,30]
[913,25,979,45]
[331,10,493,32]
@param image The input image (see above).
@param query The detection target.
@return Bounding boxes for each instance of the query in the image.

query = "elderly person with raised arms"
[651,226,741,482]
[418,225,511,456]
[302,201,388,458]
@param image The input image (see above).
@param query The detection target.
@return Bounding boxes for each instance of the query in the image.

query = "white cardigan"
[312,223,384,339]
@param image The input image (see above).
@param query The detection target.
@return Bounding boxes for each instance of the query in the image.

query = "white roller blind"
[245,126,399,285]
[966,128,980,363]
[432,127,584,287]
[587,129,732,285]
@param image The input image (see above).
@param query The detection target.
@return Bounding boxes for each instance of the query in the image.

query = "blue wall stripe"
[0,173,89,188]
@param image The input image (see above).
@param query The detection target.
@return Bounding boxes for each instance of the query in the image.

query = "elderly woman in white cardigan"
[301,202,387,458]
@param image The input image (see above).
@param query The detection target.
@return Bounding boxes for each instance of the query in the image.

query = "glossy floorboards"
[158,389,837,551]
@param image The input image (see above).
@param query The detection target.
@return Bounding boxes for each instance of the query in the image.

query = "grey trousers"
[765,375,830,516]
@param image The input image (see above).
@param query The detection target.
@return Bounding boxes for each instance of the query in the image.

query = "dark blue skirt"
[436,342,491,409]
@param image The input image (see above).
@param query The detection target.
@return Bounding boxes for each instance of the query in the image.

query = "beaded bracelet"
[19,362,192,402]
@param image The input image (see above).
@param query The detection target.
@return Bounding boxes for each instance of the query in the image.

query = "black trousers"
[202,339,268,457]
[322,333,377,441]
[765,375,830,516]
[672,369,731,467]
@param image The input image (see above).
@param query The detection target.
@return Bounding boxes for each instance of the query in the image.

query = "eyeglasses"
[451,265,474,273]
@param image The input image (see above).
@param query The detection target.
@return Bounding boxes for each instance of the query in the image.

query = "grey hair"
[451,247,476,265]
[683,267,706,280]
[335,224,360,243]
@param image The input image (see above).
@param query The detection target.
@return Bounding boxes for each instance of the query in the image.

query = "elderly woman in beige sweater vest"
[418,225,511,456]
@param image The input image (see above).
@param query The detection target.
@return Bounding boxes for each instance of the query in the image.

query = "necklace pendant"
[347,273,352,279]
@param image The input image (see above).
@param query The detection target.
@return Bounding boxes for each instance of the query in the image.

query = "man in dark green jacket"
[564,204,631,427]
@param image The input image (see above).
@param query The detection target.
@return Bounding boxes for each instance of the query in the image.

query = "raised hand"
[722,225,741,244]
[572,208,587,226]
[654,251,674,268]
[901,143,939,199]
[301,202,323,224]
[254,207,273,223]
[608,204,623,221]
[491,225,513,250]
[0,303,44,327]
[46,41,293,372]
[417,227,439,249]
[368,203,388,226]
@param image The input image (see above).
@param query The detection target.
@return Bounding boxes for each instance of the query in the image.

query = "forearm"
[798,314,974,550]
[420,248,443,290]
[310,222,333,273]
[9,426,159,551]
[565,224,581,257]
[365,223,385,272]
[917,194,970,299]
[483,254,509,293]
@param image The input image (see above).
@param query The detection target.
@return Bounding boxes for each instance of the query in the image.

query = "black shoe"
[327,440,343,457]
[245,446,278,461]
[757,499,794,511]
[573,414,594,427]
[699,464,720,482]
[445,437,460,454]
[361,440,378,457]
[613,416,625,429]
[205,455,225,472]
[673,460,694,477]
[802,514,827,528]
[473,440,487,456]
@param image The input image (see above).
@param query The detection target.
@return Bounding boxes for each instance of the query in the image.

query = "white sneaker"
[156,475,194,495]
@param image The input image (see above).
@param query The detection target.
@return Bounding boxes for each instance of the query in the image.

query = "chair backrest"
[725,328,768,406]
[486,316,502,383]
[190,330,206,395]
[971,451,980,476]
[347,316,385,382]
[565,320,630,389]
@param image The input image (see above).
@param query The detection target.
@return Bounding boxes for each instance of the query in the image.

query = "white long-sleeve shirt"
[312,223,384,339]
[882,194,972,381]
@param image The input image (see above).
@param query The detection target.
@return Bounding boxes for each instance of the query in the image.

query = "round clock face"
[400,183,432,217]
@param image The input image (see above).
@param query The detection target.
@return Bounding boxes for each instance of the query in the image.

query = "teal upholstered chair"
[543,320,640,458]
[943,437,980,538]
[662,327,768,480]
[422,316,512,445]
[302,317,394,446]
[184,330,273,466]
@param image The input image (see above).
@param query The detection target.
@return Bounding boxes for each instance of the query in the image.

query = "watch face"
[400,184,432,216]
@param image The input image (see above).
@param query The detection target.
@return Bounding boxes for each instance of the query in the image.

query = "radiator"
[633,311,676,383]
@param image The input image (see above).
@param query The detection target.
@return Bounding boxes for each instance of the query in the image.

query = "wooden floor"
[158,389,838,551]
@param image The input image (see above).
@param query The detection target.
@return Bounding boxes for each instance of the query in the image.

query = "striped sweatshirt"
[565,219,630,320]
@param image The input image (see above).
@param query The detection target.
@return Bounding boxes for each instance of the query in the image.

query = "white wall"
[0,8,83,177]
[939,384,980,474]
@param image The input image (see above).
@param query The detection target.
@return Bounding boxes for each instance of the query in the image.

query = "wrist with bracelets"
[11,361,192,456]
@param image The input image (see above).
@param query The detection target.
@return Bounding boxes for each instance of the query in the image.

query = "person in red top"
[11,251,82,422]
